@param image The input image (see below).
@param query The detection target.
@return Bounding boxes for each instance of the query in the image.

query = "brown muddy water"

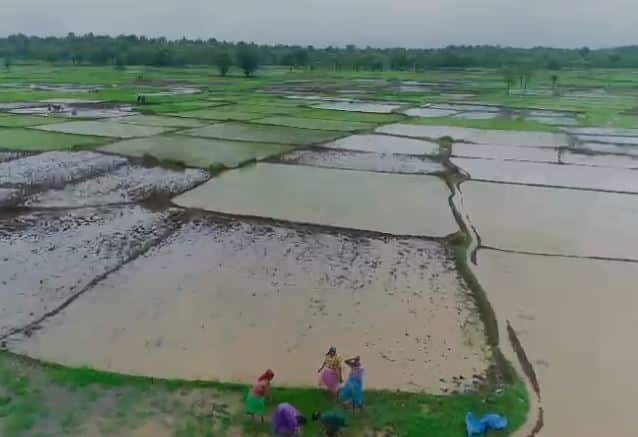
[461,181,638,260]
[320,134,440,155]
[452,157,638,193]
[174,163,458,237]
[0,205,180,338]
[277,148,445,174]
[475,249,638,437]
[8,218,489,392]
[22,164,209,208]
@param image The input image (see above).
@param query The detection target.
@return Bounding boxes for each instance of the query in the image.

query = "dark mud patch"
[0,151,30,163]
[506,321,540,398]
[23,164,209,208]
[0,205,182,339]
[274,148,445,174]
[0,151,127,190]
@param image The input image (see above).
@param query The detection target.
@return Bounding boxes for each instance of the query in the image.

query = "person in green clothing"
[245,369,275,422]
[312,409,347,436]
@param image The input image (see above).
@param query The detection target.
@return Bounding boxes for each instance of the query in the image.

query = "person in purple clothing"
[272,402,307,436]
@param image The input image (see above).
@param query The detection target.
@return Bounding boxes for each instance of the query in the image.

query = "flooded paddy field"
[174,163,457,237]
[452,143,558,162]
[171,107,267,122]
[253,116,374,132]
[312,101,403,113]
[185,122,344,145]
[7,217,488,392]
[561,150,638,169]
[475,250,638,437]
[461,181,638,260]
[277,148,445,174]
[22,164,208,208]
[35,120,174,138]
[101,135,293,169]
[0,205,180,338]
[452,157,638,193]
[377,123,569,147]
[118,114,207,128]
[0,151,127,189]
[321,134,440,155]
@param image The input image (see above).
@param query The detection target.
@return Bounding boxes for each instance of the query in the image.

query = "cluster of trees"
[3,33,638,73]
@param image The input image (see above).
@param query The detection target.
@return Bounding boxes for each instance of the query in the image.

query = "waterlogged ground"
[3,65,638,435]
[9,217,489,393]
[174,163,458,237]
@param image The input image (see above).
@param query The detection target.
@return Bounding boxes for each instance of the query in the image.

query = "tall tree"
[235,45,259,77]
[215,50,232,76]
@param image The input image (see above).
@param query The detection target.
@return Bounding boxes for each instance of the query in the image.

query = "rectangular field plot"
[462,181,638,259]
[35,120,173,138]
[452,157,638,193]
[253,116,374,132]
[0,129,107,151]
[561,150,638,169]
[278,149,445,174]
[101,135,293,169]
[9,219,487,391]
[475,250,638,437]
[0,114,55,127]
[293,108,404,124]
[452,143,558,162]
[377,124,569,147]
[119,115,207,128]
[171,108,267,121]
[321,134,440,155]
[184,122,343,145]
[174,163,458,237]
[312,101,402,113]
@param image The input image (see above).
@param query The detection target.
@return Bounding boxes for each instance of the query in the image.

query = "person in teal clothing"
[312,408,347,436]
[339,356,364,411]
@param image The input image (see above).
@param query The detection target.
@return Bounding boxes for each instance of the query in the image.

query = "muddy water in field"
[0,206,179,337]
[277,149,445,174]
[565,127,638,137]
[576,135,638,146]
[452,157,638,193]
[577,142,638,157]
[475,249,638,437]
[0,151,27,163]
[452,144,558,162]
[377,124,569,147]
[24,165,209,207]
[561,150,638,169]
[0,188,18,206]
[174,163,458,237]
[321,134,440,155]
[404,107,458,118]
[461,181,638,259]
[0,151,127,188]
[9,219,489,391]
[36,120,172,138]
[312,101,402,113]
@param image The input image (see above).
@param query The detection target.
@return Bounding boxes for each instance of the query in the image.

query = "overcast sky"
[3,0,637,49]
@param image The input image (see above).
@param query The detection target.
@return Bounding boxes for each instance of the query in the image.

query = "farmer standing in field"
[317,346,343,398]
[245,369,275,422]
[339,356,364,411]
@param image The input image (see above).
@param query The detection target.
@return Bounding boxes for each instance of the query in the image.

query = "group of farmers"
[245,347,364,436]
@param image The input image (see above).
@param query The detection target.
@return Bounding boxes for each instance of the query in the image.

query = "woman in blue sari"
[339,356,364,411]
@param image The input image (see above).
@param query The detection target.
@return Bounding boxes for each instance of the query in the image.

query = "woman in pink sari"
[317,346,342,397]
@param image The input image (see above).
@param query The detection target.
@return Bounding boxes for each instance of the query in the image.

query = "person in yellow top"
[317,346,343,397]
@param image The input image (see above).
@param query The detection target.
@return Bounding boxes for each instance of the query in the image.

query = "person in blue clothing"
[339,356,364,411]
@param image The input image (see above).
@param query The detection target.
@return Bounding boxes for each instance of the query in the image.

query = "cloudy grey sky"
[3,0,637,48]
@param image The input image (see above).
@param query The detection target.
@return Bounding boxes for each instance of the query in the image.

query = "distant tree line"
[2,33,638,74]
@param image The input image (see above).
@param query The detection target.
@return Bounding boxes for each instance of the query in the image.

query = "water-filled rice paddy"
[174,163,457,237]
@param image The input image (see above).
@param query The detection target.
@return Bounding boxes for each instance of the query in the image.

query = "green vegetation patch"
[171,108,267,122]
[119,114,208,128]
[35,120,174,138]
[184,122,344,145]
[254,116,375,132]
[101,134,292,169]
[140,100,227,114]
[0,351,528,437]
[0,128,107,151]
[0,114,59,128]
